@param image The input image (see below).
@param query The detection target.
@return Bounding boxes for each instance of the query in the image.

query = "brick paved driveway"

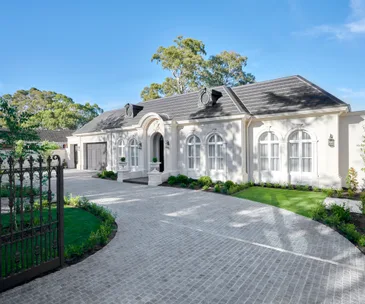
[1,170,365,303]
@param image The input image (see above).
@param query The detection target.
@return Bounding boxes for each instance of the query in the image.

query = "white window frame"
[207,134,224,171]
[259,132,280,172]
[117,139,126,160]
[187,135,201,170]
[129,138,139,170]
[288,130,312,173]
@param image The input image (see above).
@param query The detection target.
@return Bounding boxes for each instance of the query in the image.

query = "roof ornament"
[198,88,223,108]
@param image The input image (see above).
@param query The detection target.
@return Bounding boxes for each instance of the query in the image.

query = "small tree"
[346,167,359,191]
[0,97,40,157]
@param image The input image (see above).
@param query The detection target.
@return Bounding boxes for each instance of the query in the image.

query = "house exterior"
[67,75,365,188]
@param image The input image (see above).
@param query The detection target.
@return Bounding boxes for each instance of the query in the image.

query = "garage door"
[86,143,107,170]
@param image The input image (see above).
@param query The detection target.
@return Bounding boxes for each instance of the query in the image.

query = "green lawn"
[1,206,101,276]
[234,187,327,218]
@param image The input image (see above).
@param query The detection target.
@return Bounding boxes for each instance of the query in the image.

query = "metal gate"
[0,155,64,292]
[86,143,107,170]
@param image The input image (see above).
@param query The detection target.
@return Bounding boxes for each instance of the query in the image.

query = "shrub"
[214,184,221,193]
[311,202,327,221]
[274,183,281,188]
[189,182,198,189]
[120,156,126,162]
[324,214,341,227]
[313,186,321,192]
[176,174,189,184]
[259,182,265,187]
[187,178,194,184]
[221,186,228,194]
[359,192,365,215]
[248,181,255,187]
[296,185,310,191]
[288,184,294,190]
[323,188,335,197]
[266,182,273,188]
[339,223,361,243]
[167,176,177,185]
[202,185,209,191]
[348,189,355,198]
[152,157,158,163]
[198,176,212,187]
[180,183,187,188]
[98,170,117,180]
[281,183,287,189]
[330,203,351,223]
[346,167,359,191]
[359,236,365,247]
[228,185,241,195]
[336,189,344,198]
[224,180,235,189]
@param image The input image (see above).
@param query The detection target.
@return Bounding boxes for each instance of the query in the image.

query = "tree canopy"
[141,36,255,101]
[2,88,103,130]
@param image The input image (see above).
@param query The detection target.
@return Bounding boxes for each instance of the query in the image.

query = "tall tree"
[141,36,255,101]
[2,88,103,129]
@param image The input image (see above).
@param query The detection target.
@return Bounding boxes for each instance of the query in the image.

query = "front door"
[74,145,78,168]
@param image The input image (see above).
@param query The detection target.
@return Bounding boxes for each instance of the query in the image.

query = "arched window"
[117,139,125,160]
[289,130,312,173]
[187,135,201,169]
[208,134,224,170]
[129,139,139,168]
[259,132,279,171]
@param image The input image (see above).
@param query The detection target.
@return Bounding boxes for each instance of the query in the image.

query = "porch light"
[138,142,142,150]
[328,134,335,147]
[165,140,170,149]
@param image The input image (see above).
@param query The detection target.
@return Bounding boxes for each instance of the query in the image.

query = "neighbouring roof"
[74,75,348,135]
[37,130,74,142]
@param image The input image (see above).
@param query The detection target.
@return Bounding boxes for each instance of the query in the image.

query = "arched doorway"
[152,132,164,172]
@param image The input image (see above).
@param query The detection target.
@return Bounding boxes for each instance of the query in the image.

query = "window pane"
[290,158,299,172]
[209,158,215,170]
[209,144,215,157]
[195,137,201,143]
[290,131,299,140]
[289,143,299,157]
[209,136,216,143]
[271,158,279,171]
[218,158,224,170]
[216,135,223,142]
[302,159,312,172]
[189,158,194,169]
[260,132,269,141]
[261,158,269,170]
[196,157,200,169]
[217,144,223,157]
[302,131,311,140]
[302,143,312,157]
[188,145,194,157]
[271,133,278,141]
[196,145,201,158]
[260,144,268,157]
[271,143,279,157]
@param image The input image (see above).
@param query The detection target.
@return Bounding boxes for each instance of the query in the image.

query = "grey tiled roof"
[232,75,346,115]
[37,130,74,142]
[74,75,347,135]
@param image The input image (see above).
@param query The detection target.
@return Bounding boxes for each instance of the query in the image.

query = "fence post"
[56,156,65,267]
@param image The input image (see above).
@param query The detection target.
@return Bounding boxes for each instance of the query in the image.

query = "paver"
[1,170,365,303]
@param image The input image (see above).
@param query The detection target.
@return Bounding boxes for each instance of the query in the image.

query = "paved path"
[1,170,365,303]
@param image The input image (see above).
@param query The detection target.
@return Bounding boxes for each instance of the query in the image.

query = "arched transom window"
[289,130,312,173]
[259,132,279,171]
[208,134,224,170]
[187,135,201,170]
[129,138,139,168]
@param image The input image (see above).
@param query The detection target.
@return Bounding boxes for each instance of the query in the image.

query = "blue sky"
[0,0,364,111]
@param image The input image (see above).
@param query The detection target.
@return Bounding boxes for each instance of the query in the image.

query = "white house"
[67,75,365,188]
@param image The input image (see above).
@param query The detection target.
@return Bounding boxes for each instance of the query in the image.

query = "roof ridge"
[223,86,251,115]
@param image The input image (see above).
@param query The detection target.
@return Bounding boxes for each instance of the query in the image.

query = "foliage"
[346,167,359,191]
[120,157,126,162]
[63,195,116,260]
[97,170,117,180]
[259,182,265,187]
[348,189,355,198]
[339,223,361,243]
[359,236,365,247]
[274,183,281,188]
[180,183,187,188]
[323,188,335,197]
[214,184,221,193]
[189,181,198,189]
[336,189,344,198]
[224,180,235,189]
[360,192,365,215]
[360,126,365,174]
[167,176,177,185]
[313,186,321,192]
[176,174,189,184]
[329,204,351,223]
[202,185,209,191]
[0,97,40,154]
[141,36,255,101]
[220,186,228,194]
[311,202,328,221]
[152,157,158,163]
[2,88,103,130]
[324,214,341,227]
[266,182,273,188]
[198,176,212,187]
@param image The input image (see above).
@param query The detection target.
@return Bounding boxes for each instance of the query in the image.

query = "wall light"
[328,134,335,147]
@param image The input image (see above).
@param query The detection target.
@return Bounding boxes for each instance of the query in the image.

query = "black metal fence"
[0,155,64,292]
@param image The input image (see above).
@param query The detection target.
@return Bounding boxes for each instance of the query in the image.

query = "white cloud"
[298,0,365,39]
[338,87,365,98]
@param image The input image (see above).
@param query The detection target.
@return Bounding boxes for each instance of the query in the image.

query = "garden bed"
[93,170,118,181]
